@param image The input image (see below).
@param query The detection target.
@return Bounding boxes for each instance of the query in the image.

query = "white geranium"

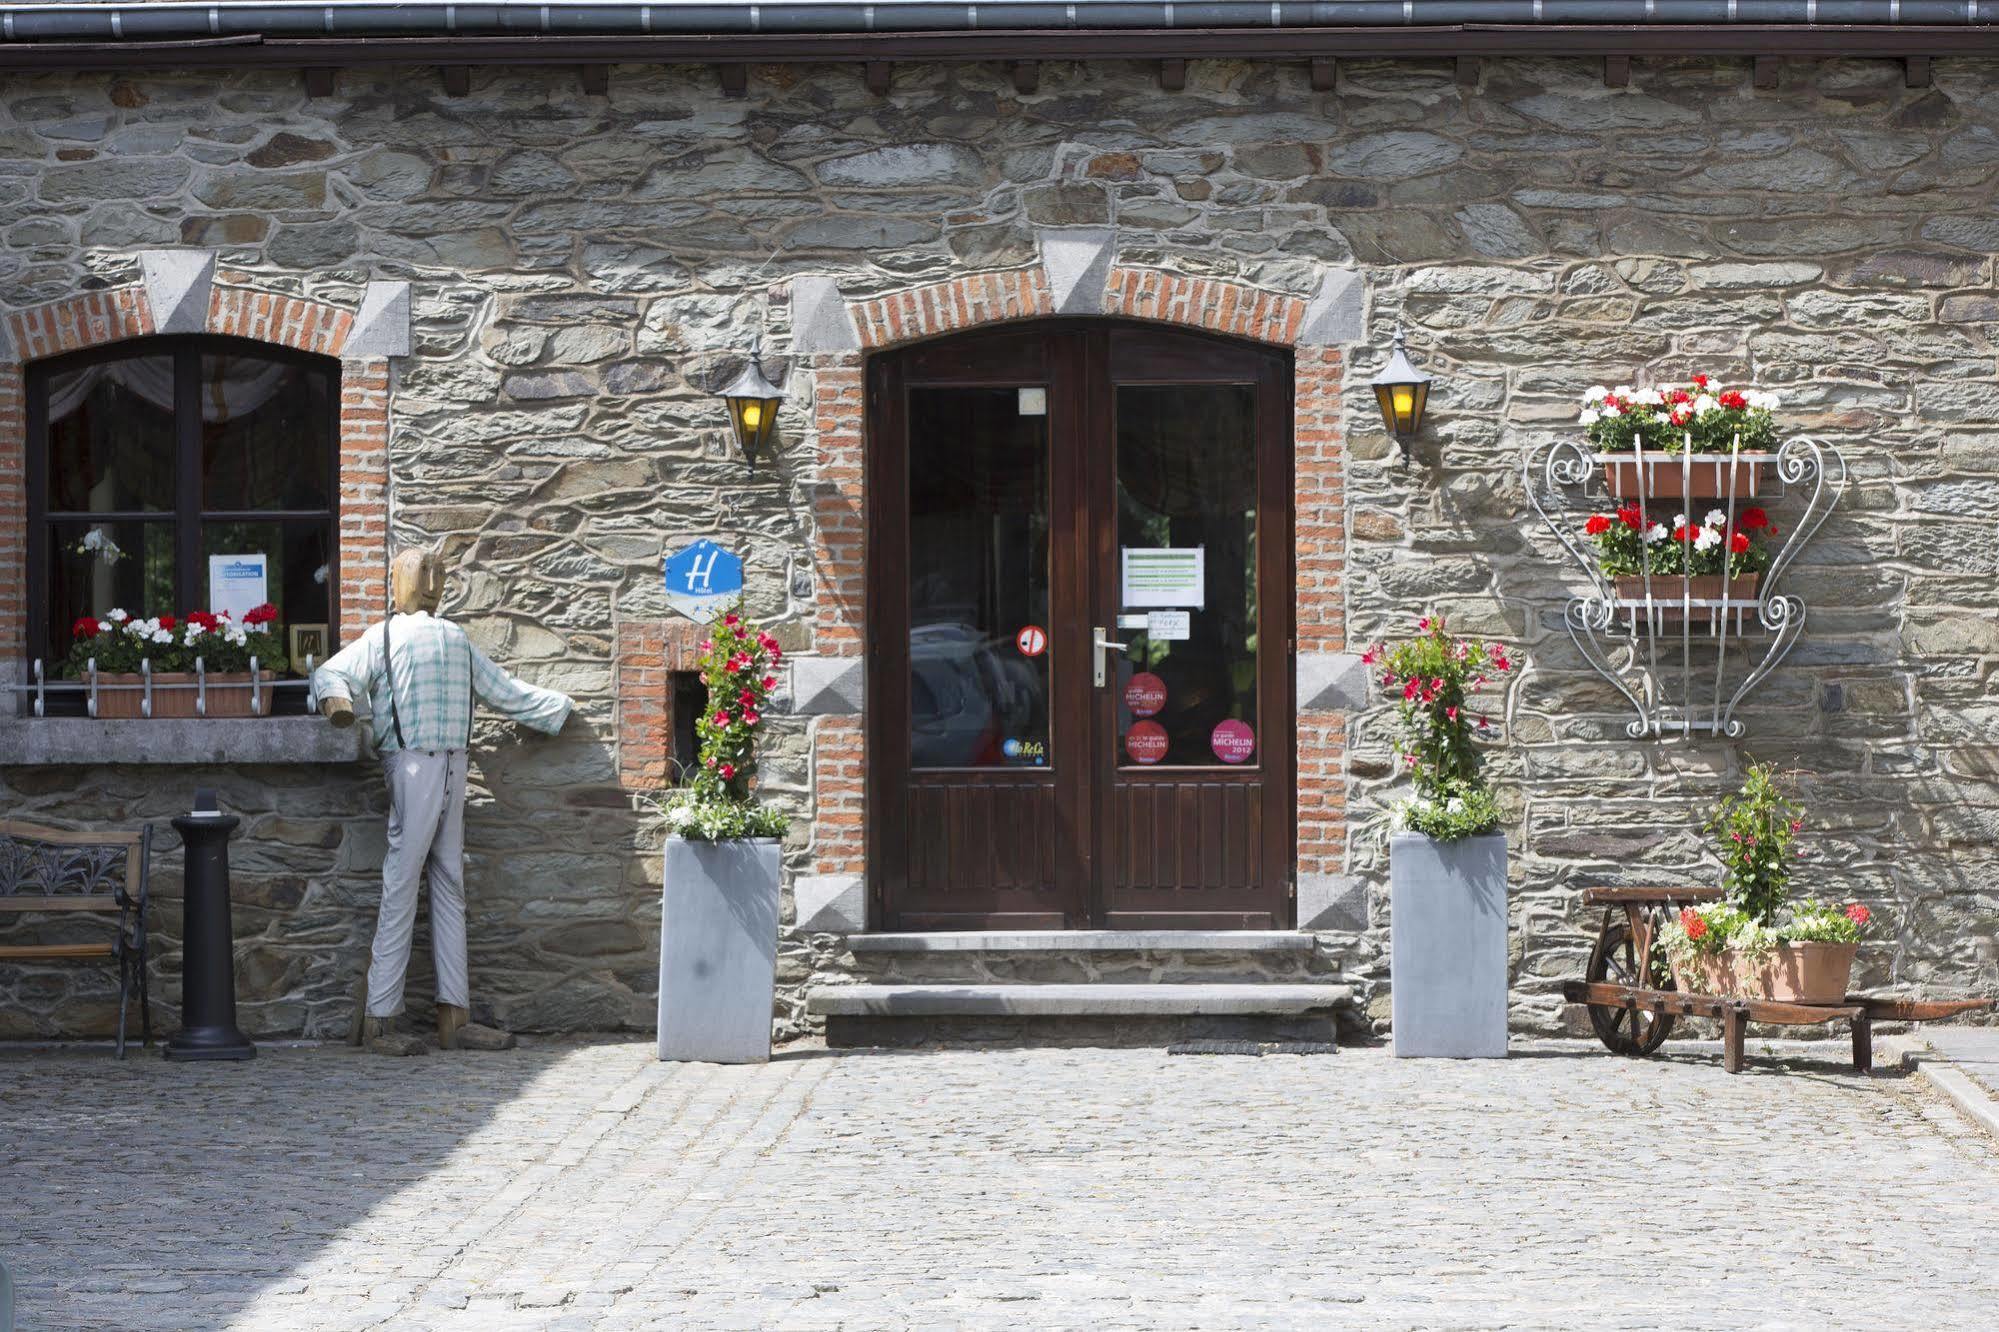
[1705,508,1729,528]
[1579,408,1601,426]
[1693,393,1718,415]
[105,608,129,623]
[1645,522,1669,543]
[1612,384,1632,398]
[1693,526,1721,552]
[1584,385,1609,404]
[1749,389,1780,410]
[1633,387,1664,407]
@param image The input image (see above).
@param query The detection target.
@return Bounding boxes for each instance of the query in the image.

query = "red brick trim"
[0,278,384,680]
[616,618,708,790]
[806,265,1350,891]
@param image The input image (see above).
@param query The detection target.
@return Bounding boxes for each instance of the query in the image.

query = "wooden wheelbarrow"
[1561,886,1994,1074]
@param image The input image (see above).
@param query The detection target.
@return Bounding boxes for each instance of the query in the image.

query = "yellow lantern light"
[1369,328,1433,439]
[716,350,785,472]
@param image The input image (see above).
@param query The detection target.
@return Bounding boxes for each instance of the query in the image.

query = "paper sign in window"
[1120,547,1204,608]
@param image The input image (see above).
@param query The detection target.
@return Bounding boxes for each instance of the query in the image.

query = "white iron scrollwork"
[1523,433,1845,739]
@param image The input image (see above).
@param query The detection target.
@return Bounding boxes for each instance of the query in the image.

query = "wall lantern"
[1370,328,1433,439]
[714,348,785,472]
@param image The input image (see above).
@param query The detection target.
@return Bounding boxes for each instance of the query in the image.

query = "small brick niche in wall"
[616,619,708,789]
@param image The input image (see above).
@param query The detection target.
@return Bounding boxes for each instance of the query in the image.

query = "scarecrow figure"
[314,549,573,1056]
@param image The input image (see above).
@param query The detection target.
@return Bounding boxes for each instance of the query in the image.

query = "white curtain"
[46,355,297,425]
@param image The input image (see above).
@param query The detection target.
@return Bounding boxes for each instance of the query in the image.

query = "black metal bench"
[0,820,153,1056]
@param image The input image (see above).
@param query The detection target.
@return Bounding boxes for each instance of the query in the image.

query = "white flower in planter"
[1693,393,1718,415]
[1645,523,1669,543]
[1579,408,1601,426]
[1583,385,1609,404]
[1705,508,1729,528]
[1693,526,1722,552]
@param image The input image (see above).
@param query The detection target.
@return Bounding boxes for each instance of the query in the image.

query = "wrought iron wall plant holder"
[1523,436,1846,739]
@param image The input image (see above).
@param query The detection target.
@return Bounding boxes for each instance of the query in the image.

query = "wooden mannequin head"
[390,549,446,615]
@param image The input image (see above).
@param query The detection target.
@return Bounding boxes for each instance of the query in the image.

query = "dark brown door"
[867,322,1293,929]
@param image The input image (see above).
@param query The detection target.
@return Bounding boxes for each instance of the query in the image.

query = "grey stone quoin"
[2,52,1996,1044]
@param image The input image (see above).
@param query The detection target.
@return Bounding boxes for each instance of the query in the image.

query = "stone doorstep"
[804,982,1354,1018]
[845,929,1316,954]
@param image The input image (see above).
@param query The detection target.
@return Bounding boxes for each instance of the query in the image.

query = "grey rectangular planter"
[658,836,781,1064]
[1389,832,1509,1059]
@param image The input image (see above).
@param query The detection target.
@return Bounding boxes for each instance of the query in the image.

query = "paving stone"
[5,1040,1999,1329]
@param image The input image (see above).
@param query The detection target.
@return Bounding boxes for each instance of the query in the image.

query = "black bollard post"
[165,788,256,1062]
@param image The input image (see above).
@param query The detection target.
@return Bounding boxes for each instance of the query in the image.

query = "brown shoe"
[363,1014,430,1057]
[437,1003,517,1051]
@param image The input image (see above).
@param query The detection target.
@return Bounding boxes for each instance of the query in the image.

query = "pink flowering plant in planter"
[656,606,789,842]
[1362,615,1511,841]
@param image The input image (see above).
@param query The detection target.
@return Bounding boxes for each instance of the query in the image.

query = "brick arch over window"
[0,278,392,674]
[804,264,1349,909]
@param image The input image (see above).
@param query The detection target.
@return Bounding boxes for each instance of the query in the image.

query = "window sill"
[0,716,369,765]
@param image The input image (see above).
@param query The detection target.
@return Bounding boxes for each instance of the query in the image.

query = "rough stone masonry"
[0,53,1995,1039]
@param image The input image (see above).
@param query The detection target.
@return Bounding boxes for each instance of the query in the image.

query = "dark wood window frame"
[23,333,342,693]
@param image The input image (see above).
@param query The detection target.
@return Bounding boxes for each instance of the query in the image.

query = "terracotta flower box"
[1673,942,1858,1005]
[93,670,276,719]
[1612,573,1760,606]
[1600,454,1772,501]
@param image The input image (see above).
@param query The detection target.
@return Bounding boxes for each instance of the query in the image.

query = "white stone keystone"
[139,249,216,335]
[794,873,866,933]
[790,656,864,716]
[1298,268,1366,346]
[788,274,861,354]
[1297,652,1371,712]
[1039,226,1117,314]
[349,280,412,359]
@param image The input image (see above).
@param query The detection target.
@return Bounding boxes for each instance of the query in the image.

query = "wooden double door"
[866,321,1295,929]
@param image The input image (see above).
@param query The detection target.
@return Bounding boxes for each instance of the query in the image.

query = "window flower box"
[1598,453,1772,501]
[92,670,277,720]
[1612,572,1760,606]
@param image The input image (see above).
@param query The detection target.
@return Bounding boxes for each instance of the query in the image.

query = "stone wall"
[1,53,1996,1038]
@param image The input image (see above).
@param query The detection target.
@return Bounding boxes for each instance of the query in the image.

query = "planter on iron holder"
[657,835,781,1064]
[1390,831,1509,1058]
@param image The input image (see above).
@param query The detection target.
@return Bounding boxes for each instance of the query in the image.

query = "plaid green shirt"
[312,612,572,754]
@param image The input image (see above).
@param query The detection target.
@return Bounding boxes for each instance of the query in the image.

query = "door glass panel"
[44,356,176,512]
[907,386,1051,769]
[1114,384,1258,769]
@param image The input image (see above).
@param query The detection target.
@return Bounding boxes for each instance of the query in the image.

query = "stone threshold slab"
[846,930,1315,954]
[806,982,1353,1017]
[0,717,368,765]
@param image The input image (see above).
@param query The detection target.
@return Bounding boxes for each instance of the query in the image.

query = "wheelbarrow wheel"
[1585,917,1675,1056]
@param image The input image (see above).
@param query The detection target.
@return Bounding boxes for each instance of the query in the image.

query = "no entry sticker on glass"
[1211,719,1255,764]
[1124,720,1169,765]
[1123,672,1166,718]
[1015,624,1047,657]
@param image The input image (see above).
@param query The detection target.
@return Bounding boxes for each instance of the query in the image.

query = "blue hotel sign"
[662,540,743,625]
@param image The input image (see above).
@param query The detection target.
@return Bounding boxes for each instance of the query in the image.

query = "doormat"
[1166,1040,1340,1056]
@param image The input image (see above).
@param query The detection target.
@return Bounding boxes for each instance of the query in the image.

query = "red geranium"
[1691,374,1710,389]
[1680,906,1708,941]
[1845,903,1871,926]
[243,603,279,627]
[71,616,101,641]
[187,611,222,633]
[1729,532,1750,554]
[1617,505,1643,530]
[1585,514,1612,536]
[1738,507,1769,530]
[1718,389,1748,410]
[157,614,176,631]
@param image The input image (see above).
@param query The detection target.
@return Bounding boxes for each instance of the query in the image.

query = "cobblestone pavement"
[5,1038,1998,1331]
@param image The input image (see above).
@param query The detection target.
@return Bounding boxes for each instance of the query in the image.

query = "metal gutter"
[3,0,1997,45]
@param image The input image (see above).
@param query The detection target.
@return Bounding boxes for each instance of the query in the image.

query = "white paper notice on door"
[1121,547,1204,609]
[1146,610,1191,641]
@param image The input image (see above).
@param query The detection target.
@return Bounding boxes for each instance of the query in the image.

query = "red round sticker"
[1123,672,1167,718]
[1015,624,1047,657]
[1211,719,1256,764]
[1124,720,1169,765]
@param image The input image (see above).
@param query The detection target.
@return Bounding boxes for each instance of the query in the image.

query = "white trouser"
[366,748,470,1018]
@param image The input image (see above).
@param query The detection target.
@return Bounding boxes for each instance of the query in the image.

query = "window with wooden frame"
[25,336,340,715]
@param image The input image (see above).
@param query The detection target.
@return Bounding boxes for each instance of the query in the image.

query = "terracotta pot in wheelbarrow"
[1733,942,1858,1005]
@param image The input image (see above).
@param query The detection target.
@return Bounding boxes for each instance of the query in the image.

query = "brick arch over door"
[0,281,391,672]
[806,265,1348,903]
